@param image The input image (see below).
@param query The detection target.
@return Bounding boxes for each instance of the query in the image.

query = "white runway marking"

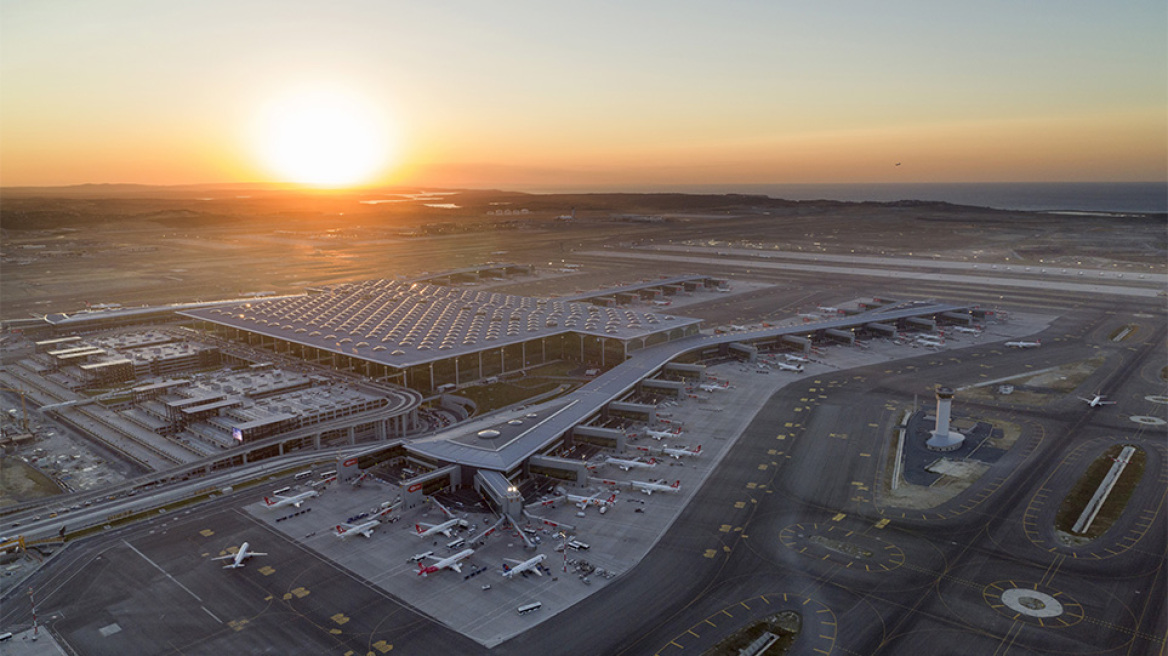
[122,540,203,603]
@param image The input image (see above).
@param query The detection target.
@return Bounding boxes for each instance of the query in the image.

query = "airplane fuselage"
[607,457,655,471]
[418,548,475,576]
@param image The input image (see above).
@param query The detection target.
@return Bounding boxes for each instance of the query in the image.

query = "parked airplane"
[414,517,467,539]
[817,306,842,314]
[774,362,804,372]
[663,444,701,459]
[607,456,657,471]
[728,325,748,332]
[645,427,681,440]
[1005,340,1041,348]
[651,300,671,307]
[262,490,319,509]
[915,335,945,346]
[501,553,547,578]
[417,548,475,576]
[950,326,982,334]
[631,479,681,495]
[798,313,821,321]
[335,519,380,539]
[568,491,617,512]
[699,382,727,392]
[212,542,267,569]
[1080,393,1117,408]
[783,354,810,363]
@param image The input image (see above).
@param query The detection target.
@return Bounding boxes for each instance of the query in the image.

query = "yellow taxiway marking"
[331,613,350,625]
[329,628,342,635]
[704,549,718,558]
[875,519,890,529]
[719,524,732,533]
[758,464,768,470]
[258,565,276,576]
[734,501,747,509]
[831,513,847,522]
[372,639,393,653]
[746,482,758,489]
[199,529,214,537]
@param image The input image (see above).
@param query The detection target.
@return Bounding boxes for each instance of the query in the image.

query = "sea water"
[522,182,1167,214]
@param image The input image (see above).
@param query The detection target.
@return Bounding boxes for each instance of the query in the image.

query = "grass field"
[1055,444,1146,540]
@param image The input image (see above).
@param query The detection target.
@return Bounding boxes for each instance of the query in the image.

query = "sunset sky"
[2,1,1165,188]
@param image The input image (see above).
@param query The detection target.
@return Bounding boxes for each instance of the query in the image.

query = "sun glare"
[254,88,395,187]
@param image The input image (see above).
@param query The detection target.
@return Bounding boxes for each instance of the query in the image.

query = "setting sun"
[253,88,395,187]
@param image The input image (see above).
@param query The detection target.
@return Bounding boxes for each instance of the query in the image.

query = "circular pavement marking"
[983,581,1083,627]
[1131,415,1166,426]
[1145,395,1168,405]
[1000,588,1063,618]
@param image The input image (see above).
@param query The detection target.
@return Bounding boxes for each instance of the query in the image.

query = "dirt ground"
[0,456,62,506]
[2,187,1163,321]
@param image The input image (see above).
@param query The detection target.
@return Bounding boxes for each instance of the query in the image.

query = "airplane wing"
[449,563,463,573]
[210,554,235,561]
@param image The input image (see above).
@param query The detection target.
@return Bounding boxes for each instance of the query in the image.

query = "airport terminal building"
[180,279,703,392]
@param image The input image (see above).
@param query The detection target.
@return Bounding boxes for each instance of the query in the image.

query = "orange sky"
[2,2,1165,188]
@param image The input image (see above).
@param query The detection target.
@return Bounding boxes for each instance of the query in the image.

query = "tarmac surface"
[2,292,1165,655]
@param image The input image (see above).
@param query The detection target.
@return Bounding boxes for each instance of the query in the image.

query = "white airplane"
[501,553,547,578]
[662,444,701,459]
[699,382,727,392]
[607,456,657,471]
[568,491,618,512]
[1080,393,1117,408]
[414,517,467,539]
[817,306,842,314]
[774,362,804,372]
[211,542,267,569]
[262,490,319,510]
[783,354,810,363]
[631,479,681,495]
[416,548,475,576]
[798,313,821,321]
[645,427,681,440]
[651,300,671,307]
[915,335,945,346]
[1005,340,1041,348]
[950,326,982,334]
[335,519,380,539]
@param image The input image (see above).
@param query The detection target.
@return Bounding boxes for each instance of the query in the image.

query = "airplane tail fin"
[694,445,702,454]
[262,496,274,506]
[672,480,681,488]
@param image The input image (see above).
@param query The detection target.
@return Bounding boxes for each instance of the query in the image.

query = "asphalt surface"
[2,293,1164,655]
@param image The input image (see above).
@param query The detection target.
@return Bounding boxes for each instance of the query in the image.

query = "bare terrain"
[2,185,1164,322]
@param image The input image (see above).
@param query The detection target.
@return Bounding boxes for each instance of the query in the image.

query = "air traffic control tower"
[926,386,965,451]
